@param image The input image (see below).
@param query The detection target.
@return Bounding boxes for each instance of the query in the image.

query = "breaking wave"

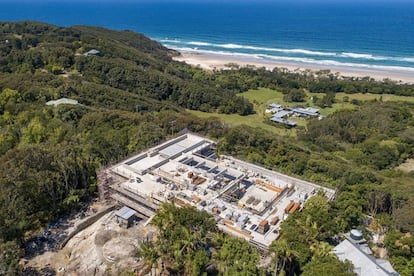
[168,45,414,73]
[161,39,414,67]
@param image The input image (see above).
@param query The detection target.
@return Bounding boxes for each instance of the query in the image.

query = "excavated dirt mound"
[102,237,139,263]
[94,230,117,247]
[26,210,157,275]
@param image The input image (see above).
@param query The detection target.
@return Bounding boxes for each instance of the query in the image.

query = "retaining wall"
[60,205,116,249]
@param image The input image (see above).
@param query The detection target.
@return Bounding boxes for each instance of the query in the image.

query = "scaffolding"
[97,169,116,202]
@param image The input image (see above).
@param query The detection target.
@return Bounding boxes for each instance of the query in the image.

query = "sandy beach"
[174,51,414,84]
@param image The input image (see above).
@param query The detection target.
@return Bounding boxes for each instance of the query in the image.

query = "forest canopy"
[0,21,413,275]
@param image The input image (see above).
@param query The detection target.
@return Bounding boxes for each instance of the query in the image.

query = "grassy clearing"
[241,88,357,116]
[187,88,349,136]
[186,88,301,136]
[188,88,414,135]
[335,92,414,103]
[240,88,284,107]
[187,109,296,136]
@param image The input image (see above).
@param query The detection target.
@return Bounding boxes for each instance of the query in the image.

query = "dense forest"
[0,21,414,275]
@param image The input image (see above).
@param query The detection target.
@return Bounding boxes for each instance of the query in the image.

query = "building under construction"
[99,133,335,249]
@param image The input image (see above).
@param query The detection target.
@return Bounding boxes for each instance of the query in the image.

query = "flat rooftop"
[105,133,335,248]
[115,206,136,220]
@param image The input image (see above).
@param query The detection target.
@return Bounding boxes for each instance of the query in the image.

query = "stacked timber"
[289,203,300,214]
[284,201,301,214]
[284,201,295,213]
[270,216,280,225]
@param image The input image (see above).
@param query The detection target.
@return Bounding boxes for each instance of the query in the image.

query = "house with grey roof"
[333,230,399,276]
[46,98,78,107]
[289,107,320,118]
[265,103,284,114]
[270,117,297,127]
[84,49,101,56]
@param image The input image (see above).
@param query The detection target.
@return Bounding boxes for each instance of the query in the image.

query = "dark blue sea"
[1,1,414,72]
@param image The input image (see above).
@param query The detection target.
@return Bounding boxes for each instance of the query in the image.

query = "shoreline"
[174,50,414,84]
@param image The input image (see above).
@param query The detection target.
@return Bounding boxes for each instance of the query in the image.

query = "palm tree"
[152,202,176,234]
[300,215,320,243]
[138,240,160,276]
[310,241,333,259]
[269,239,299,276]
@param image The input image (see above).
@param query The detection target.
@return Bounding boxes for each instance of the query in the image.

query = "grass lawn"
[187,109,296,136]
[335,92,414,103]
[187,88,341,136]
[240,88,285,109]
[241,88,357,116]
[187,88,414,136]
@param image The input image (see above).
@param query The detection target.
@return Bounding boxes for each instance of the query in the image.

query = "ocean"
[1,1,414,72]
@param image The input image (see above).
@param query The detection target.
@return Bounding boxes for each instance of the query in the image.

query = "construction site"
[99,133,335,250]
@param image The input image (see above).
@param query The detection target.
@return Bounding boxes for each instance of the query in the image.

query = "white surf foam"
[172,46,414,73]
[162,39,414,64]
[184,41,337,57]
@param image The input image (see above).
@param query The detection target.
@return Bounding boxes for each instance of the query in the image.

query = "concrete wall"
[59,205,116,249]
